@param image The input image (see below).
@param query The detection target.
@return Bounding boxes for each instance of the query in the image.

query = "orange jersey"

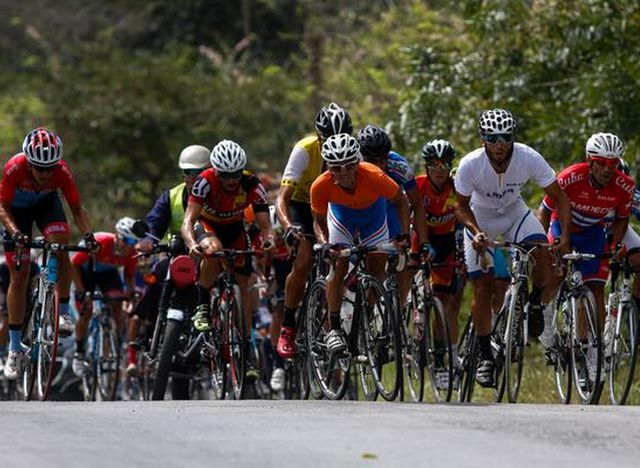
[415,175,456,235]
[310,162,399,216]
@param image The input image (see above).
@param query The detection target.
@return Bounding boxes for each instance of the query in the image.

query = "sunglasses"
[182,169,202,176]
[121,236,138,246]
[481,133,514,144]
[328,162,358,173]
[30,164,59,173]
[218,170,243,180]
[425,160,452,171]
[590,156,619,168]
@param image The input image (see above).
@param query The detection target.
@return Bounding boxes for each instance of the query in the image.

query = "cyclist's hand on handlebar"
[188,243,204,258]
[471,232,488,251]
[261,234,276,252]
[284,225,302,248]
[553,235,571,256]
[8,231,29,249]
[82,232,99,251]
[419,242,436,261]
[611,242,627,262]
[394,233,410,251]
[135,238,155,253]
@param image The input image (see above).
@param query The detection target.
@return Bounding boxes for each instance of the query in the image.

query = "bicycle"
[604,252,638,405]
[549,251,604,405]
[78,292,127,401]
[402,255,454,403]
[14,238,94,401]
[306,242,401,401]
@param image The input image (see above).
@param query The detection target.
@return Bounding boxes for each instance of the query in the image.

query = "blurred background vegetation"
[1,0,639,229]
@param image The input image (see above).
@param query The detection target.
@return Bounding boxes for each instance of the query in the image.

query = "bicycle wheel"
[208,312,227,400]
[223,285,246,400]
[424,296,453,403]
[306,279,349,400]
[553,290,572,404]
[355,316,378,401]
[456,318,477,403]
[491,304,508,403]
[96,316,121,401]
[152,319,182,400]
[570,288,603,405]
[504,285,526,403]
[36,285,59,401]
[21,290,40,401]
[361,275,401,401]
[609,300,638,405]
[401,286,424,402]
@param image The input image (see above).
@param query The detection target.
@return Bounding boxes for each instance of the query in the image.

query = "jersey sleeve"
[310,176,329,216]
[71,250,90,267]
[124,256,138,277]
[281,146,310,188]
[189,175,211,203]
[527,149,557,188]
[57,164,82,207]
[453,158,474,197]
[377,170,401,200]
[615,179,634,219]
[0,163,19,204]
[249,182,269,213]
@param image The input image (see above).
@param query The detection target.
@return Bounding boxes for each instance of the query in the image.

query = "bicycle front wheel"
[456,318,477,403]
[224,285,246,400]
[401,283,424,402]
[553,290,572,404]
[571,289,603,405]
[504,285,526,403]
[96,316,121,401]
[424,296,453,403]
[609,300,638,405]
[36,286,60,401]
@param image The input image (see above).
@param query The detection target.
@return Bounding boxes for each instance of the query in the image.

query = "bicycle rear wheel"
[361,275,401,401]
[571,289,603,405]
[504,285,526,403]
[456,318,477,403]
[306,279,349,400]
[36,286,59,401]
[553,291,572,404]
[96,316,121,401]
[424,296,453,403]
[609,301,638,405]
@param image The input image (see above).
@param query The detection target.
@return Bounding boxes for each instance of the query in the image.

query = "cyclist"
[356,124,428,303]
[127,145,210,374]
[454,109,571,387]
[0,127,96,380]
[275,102,353,360]
[538,133,634,364]
[182,140,274,344]
[310,133,410,353]
[413,139,461,386]
[70,217,143,376]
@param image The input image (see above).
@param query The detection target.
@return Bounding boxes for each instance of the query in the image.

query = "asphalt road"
[1,401,639,467]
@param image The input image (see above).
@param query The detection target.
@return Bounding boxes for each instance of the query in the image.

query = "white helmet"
[115,217,140,240]
[22,127,63,168]
[210,140,247,173]
[178,145,211,170]
[478,109,517,135]
[586,132,624,159]
[321,133,360,165]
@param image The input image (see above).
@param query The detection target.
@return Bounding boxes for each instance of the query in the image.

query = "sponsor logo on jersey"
[559,171,584,188]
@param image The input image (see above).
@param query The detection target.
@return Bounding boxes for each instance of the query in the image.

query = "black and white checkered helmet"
[478,109,517,135]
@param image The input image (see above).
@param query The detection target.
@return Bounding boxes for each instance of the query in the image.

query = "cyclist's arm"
[145,189,171,240]
[70,262,86,293]
[538,204,552,232]
[312,212,328,244]
[454,193,482,236]
[610,216,629,248]
[0,201,19,236]
[181,201,202,250]
[405,186,428,242]
[542,181,570,248]
[392,189,410,237]
[68,203,93,236]
[254,207,273,238]
[276,185,295,230]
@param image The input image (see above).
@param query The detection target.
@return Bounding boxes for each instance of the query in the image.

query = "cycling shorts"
[195,219,252,275]
[3,192,70,267]
[80,268,124,296]
[288,200,316,240]
[622,225,640,255]
[549,221,608,283]
[327,196,389,247]
[464,202,546,278]
[272,258,292,303]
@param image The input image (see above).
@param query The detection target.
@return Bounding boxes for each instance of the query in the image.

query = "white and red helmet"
[22,127,63,168]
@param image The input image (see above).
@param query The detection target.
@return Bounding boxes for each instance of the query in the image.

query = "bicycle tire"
[306,279,349,400]
[424,296,453,403]
[504,285,526,403]
[553,290,572,404]
[152,319,182,400]
[456,318,477,403]
[224,284,245,400]
[570,288,603,405]
[22,289,40,401]
[492,303,508,403]
[361,275,401,401]
[95,317,121,401]
[208,306,227,400]
[609,300,638,405]
[36,285,59,401]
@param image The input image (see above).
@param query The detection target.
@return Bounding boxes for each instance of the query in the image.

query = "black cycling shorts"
[81,268,124,295]
[4,192,69,243]
[288,201,316,240]
[194,219,252,276]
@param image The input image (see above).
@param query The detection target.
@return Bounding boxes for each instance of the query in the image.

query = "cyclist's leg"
[360,197,390,284]
[100,269,126,336]
[191,220,222,330]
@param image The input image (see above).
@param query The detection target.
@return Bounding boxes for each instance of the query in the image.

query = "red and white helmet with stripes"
[22,127,63,168]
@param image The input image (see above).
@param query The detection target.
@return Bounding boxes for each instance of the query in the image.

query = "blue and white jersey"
[633,188,640,221]
[386,152,416,192]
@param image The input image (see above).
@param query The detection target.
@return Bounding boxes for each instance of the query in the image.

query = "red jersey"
[71,232,138,276]
[415,175,456,235]
[542,162,634,231]
[0,154,81,208]
[189,169,268,224]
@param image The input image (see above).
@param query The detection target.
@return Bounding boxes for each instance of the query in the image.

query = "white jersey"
[454,142,556,215]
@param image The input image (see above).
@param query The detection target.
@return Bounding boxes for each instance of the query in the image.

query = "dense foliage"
[1,0,638,228]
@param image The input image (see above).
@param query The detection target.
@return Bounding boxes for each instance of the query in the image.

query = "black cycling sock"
[197,286,211,306]
[477,334,492,360]
[76,340,85,354]
[330,312,341,330]
[282,307,297,328]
